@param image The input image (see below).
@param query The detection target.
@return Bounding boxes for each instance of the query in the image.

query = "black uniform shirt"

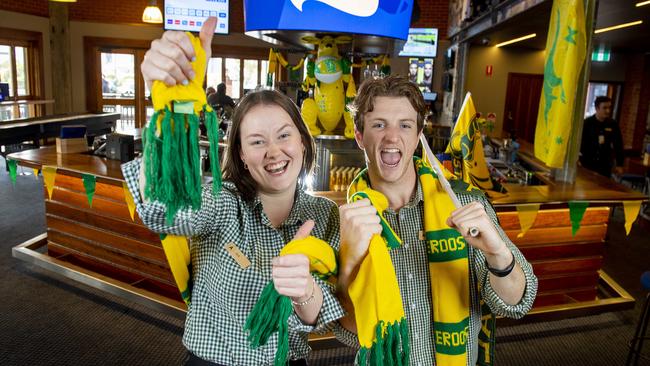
[580,114,624,177]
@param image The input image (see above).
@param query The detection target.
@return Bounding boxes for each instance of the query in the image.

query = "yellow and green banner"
[446,93,505,194]
[534,0,587,168]
[568,201,589,236]
[7,160,17,185]
[623,200,642,235]
[42,166,57,199]
[516,204,541,238]
[122,182,136,221]
[81,173,96,207]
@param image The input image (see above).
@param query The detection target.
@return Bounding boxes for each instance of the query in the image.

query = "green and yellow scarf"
[347,156,496,366]
[245,236,337,366]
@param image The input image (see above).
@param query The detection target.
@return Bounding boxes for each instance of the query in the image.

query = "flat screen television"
[243,0,414,40]
[398,28,438,58]
[164,0,229,34]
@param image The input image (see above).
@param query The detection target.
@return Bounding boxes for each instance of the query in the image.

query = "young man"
[580,96,625,178]
[334,75,537,365]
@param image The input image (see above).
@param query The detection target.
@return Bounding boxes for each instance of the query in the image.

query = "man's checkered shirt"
[333,180,538,366]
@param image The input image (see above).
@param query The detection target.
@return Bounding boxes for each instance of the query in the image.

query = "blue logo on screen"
[182,20,188,25]
[197,21,202,26]
[220,23,226,28]
[219,12,227,18]
[167,19,173,24]
[243,0,413,40]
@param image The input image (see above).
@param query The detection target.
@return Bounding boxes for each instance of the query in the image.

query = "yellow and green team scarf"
[143,32,222,224]
[347,156,496,366]
[245,236,337,366]
[141,33,223,307]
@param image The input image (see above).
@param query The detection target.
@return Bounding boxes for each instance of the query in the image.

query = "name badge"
[598,135,605,144]
[224,242,251,269]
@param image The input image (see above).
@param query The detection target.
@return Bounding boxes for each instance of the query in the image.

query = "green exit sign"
[592,44,610,62]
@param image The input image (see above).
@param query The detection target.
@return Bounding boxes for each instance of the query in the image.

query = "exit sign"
[592,44,610,62]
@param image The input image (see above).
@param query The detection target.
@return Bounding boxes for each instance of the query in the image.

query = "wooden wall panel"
[48,230,173,283]
[530,257,603,277]
[518,241,604,261]
[46,217,167,266]
[48,186,134,222]
[496,207,610,230]
[45,201,158,244]
[505,225,607,246]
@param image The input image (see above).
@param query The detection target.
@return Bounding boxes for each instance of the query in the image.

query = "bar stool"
[626,271,650,365]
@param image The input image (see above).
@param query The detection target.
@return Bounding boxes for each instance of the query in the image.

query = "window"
[207,56,268,100]
[207,57,223,89]
[225,58,241,99]
[243,59,259,93]
[0,41,36,99]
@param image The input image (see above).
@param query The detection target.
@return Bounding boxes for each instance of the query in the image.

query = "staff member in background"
[132,17,344,365]
[580,96,625,177]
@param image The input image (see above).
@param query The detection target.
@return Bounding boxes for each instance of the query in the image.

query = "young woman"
[123,17,343,366]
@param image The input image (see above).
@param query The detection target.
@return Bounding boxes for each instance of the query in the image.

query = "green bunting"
[7,160,17,185]
[568,201,589,236]
[81,173,96,207]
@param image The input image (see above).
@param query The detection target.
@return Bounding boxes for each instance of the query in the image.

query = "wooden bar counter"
[7,146,648,321]
[8,146,185,316]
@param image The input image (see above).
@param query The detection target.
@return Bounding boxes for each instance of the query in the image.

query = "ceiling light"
[495,33,537,48]
[636,1,650,7]
[595,20,643,34]
[142,1,163,24]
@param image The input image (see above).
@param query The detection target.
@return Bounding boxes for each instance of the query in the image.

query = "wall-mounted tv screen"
[164,0,229,34]
[398,28,438,58]
[243,0,414,40]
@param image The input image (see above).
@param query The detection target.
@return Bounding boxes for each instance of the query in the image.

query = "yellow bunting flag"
[516,204,541,238]
[33,168,39,179]
[623,200,642,235]
[42,166,57,199]
[122,182,136,221]
[534,0,587,167]
[160,234,192,305]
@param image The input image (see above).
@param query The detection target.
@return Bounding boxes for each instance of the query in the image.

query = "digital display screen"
[243,0,414,40]
[408,57,434,95]
[164,0,229,34]
[398,28,438,58]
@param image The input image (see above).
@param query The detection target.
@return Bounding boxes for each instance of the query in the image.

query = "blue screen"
[243,0,414,40]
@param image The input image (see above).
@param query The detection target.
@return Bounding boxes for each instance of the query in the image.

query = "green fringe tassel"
[204,107,222,195]
[358,318,410,366]
[244,282,293,366]
[142,106,221,224]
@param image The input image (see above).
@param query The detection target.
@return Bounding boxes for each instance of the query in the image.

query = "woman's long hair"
[222,90,315,201]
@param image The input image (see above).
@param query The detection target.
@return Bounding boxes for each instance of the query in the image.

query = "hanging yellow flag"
[534,0,587,168]
[446,92,505,193]
[516,203,541,238]
[623,200,642,235]
[160,234,192,305]
[122,182,136,221]
[42,166,57,199]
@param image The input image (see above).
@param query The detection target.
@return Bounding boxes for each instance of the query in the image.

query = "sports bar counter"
[7,144,648,320]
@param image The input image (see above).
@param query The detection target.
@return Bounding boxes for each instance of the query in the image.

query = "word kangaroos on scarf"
[427,228,467,260]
